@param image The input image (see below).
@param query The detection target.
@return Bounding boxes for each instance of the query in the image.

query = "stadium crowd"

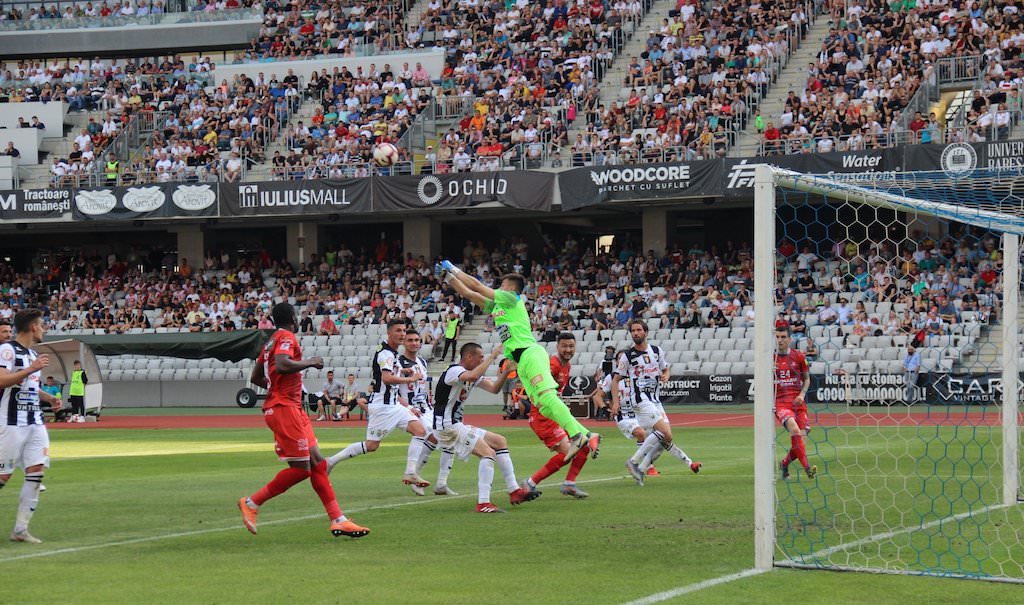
[0,225,999,350]
[758,0,1024,155]
[573,0,808,164]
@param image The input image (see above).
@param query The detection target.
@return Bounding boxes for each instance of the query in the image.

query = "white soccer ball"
[373,142,399,166]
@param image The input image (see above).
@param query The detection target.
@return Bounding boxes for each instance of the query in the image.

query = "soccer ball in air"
[372,143,399,167]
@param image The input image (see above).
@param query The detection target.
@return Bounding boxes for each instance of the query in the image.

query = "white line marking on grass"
[781,501,1015,563]
[674,415,750,427]
[0,475,626,563]
[620,568,768,604]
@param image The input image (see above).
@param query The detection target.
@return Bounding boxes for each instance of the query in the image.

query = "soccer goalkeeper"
[438,260,600,461]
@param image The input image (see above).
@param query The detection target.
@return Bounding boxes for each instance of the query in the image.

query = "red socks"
[531,453,566,485]
[791,435,809,471]
[565,446,589,482]
[310,459,343,520]
[252,466,310,506]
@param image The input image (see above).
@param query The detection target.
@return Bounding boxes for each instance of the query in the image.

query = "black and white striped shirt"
[433,364,480,430]
[398,354,430,412]
[0,342,44,426]
[615,345,668,406]
[371,341,401,405]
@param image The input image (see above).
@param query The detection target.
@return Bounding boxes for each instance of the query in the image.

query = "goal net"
[752,165,1024,583]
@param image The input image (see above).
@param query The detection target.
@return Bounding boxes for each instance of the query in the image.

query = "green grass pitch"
[0,422,1021,604]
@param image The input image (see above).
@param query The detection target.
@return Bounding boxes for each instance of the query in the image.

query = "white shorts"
[366,403,422,441]
[636,401,666,432]
[416,406,437,438]
[436,423,485,461]
[617,415,643,440]
[0,424,50,475]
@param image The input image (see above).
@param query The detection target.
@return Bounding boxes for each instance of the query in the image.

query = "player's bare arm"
[459,345,503,387]
[274,353,323,374]
[610,374,622,416]
[38,389,60,411]
[477,358,513,394]
[795,370,810,406]
[0,353,48,389]
[381,366,419,385]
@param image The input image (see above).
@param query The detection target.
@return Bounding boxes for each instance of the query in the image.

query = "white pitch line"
[620,568,768,605]
[782,501,1016,563]
[0,475,627,563]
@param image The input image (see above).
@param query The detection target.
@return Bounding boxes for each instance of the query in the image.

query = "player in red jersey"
[519,332,593,499]
[775,326,816,479]
[238,303,369,538]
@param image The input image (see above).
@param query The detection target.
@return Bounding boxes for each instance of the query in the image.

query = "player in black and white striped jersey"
[434,342,539,513]
[613,320,701,485]
[399,330,458,496]
[0,309,62,544]
[326,319,431,493]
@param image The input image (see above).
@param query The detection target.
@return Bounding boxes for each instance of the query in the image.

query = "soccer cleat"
[509,486,541,505]
[625,460,645,486]
[433,485,459,496]
[779,461,790,480]
[403,473,430,488]
[587,432,602,459]
[646,466,661,476]
[806,465,818,479]
[238,497,259,535]
[331,519,370,538]
[690,461,702,474]
[559,484,589,499]
[564,431,598,462]
[10,530,41,544]
[476,502,505,513]
[517,479,541,501]
[407,481,426,496]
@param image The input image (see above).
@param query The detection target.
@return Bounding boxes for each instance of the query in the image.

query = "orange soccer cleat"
[331,519,370,538]
[646,466,660,476]
[509,486,541,505]
[238,497,259,535]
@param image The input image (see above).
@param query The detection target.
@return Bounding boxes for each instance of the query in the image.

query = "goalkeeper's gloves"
[434,263,443,278]
[440,260,457,273]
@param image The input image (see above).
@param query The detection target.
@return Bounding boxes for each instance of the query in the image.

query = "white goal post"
[752,163,1022,581]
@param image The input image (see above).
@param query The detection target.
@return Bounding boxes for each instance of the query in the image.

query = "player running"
[0,309,61,543]
[615,320,702,485]
[238,303,369,538]
[775,326,816,479]
[519,332,593,499]
[434,343,538,513]
[437,261,600,462]
[400,330,458,496]
[326,319,432,493]
[600,353,660,477]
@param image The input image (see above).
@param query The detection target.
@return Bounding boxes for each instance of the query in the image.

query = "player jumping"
[437,261,600,462]
[775,326,816,479]
[238,303,369,538]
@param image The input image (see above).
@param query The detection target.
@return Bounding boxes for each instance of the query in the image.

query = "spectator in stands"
[2,142,19,159]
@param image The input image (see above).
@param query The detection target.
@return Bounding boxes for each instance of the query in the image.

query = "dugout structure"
[752,164,1024,583]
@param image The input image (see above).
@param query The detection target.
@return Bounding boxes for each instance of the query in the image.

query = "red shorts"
[775,405,809,431]
[264,404,318,461]
[529,411,568,449]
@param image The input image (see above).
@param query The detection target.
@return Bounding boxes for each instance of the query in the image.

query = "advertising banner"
[71,182,218,220]
[373,171,555,212]
[219,179,372,216]
[0,188,72,220]
[558,159,723,210]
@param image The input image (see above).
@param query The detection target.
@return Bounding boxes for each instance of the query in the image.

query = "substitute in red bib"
[775,326,816,480]
[238,302,369,538]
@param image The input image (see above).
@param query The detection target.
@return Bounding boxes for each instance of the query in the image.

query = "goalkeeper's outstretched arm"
[439,261,495,307]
